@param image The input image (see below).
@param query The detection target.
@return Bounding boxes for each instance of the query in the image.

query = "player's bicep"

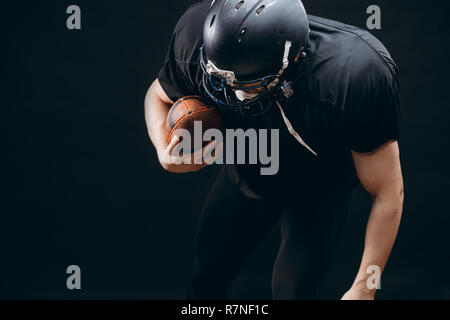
[152,78,174,105]
[351,140,403,198]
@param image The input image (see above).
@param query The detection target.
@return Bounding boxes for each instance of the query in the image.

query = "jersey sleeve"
[342,59,402,153]
[157,6,205,102]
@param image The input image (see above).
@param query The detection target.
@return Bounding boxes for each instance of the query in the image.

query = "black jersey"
[157,1,401,202]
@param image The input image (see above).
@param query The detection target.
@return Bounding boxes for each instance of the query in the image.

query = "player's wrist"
[350,278,377,297]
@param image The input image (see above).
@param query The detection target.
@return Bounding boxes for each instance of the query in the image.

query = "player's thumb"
[167,135,180,155]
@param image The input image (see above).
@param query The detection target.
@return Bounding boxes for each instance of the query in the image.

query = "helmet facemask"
[200,42,295,118]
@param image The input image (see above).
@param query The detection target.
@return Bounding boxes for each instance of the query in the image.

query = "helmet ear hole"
[210,15,216,28]
[256,5,265,15]
[235,1,244,10]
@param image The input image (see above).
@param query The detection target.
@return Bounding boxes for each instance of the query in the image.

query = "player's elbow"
[371,183,404,218]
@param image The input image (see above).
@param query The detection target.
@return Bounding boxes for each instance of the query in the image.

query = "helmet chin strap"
[233,41,293,102]
[273,42,318,156]
[268,41,292,89]
[275,100,318,156]
[235,90,259,102]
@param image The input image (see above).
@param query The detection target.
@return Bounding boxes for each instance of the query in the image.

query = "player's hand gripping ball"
[162,96,223,172]
[165,95,223,151]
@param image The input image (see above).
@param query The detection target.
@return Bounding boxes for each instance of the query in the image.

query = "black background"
[2,0,449,299]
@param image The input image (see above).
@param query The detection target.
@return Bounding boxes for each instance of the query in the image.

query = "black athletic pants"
[187,166,354,299]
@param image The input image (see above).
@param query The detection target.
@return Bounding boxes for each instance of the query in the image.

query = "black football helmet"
[200,0,310,117]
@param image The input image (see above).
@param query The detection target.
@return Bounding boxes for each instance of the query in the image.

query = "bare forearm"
[352,193,404,294]
[344,141,404,300]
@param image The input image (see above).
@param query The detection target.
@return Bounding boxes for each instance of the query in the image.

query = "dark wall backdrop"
[2,0,449,299]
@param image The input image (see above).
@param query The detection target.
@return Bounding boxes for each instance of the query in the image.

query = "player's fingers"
[188,140,217,164]
[168,136,187,165]
[214,141,224,158]
[194,140,216,163]
[166,135,180,154]
[203,139,219,154]
[192,145,209,163]
[203,141,223,164]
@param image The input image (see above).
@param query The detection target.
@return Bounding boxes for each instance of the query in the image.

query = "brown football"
[165,95,222,150]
